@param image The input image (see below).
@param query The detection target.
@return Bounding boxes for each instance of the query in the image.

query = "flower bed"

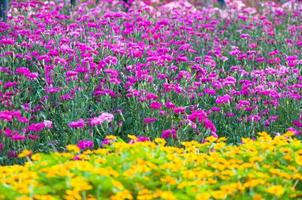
[0,0,301,164]
[0,132,301,199]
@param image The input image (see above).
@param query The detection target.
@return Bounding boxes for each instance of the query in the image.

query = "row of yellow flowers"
[1,131,302,200]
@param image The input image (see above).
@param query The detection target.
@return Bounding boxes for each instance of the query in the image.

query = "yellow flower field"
[0,132,302,200]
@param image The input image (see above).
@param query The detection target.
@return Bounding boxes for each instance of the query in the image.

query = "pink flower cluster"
[0,0,301,161]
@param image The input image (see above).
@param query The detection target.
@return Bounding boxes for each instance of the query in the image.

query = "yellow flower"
[93,149,109,155]
[284,131,295,137]
[128,134,137,140]
[66,145,80,153]
[253,194,264,200]
[243,179,266,188]
[213,142,226,150]
[18,150,32,158]
[160,176,177,185]
[70,176,92,191]
[33,195,56,200]
[17,196,31,200]
[205,136,218,143]
[211,190,226,199]
[249,156,263,163]
[105,135,117,140]
[154,138,166,146]
[196,193,211,200]
[295,156,302,166]
[112,180,124,190]
[137,189,155,200]
[110,190,133,200]
[295,150,302,165]
[155,191,176,200]
[64,189,81,200]
[31,153,42,161]
[266,185,285,197]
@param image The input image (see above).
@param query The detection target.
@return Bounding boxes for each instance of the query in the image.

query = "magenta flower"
[101,138,116,146]
[77,140,94,150]
[288,127,300,136]
[173,107,186,114]
[203,119,217,134]
[210,106,221,113]
[27,134,40,140]
[73,155,81,160]
[188,110,207,123]
[11,134,26,141]
[27,122,46,132]
[292,120,302,128]
[216,94,232,105]
[143,117,158,124]
[150,101,162,110]
[136,136,150,142]
[43,120,53,128]
[146,93,158,100]
[0,111,13,122]
[90,113,114,126]
[27,120,52,132]
[129,136,150,144]
[16,116,29,123]
[161,129,177,139]
[204,88,216,96]
[165,101,175,109]
[16,67,30,75]
[15,67,38,80]
[66,70,78,77]
[68,119,85,129]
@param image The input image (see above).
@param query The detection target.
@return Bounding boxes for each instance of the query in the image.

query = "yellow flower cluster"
[0,131,302,199]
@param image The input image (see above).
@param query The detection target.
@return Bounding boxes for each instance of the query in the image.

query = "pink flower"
[77,140,94,150]
[11,134,26,141]
[73,155,81,160]
[188,110,217,134]
[146,93,158,100]
[288,127,300,136]
[161,129,177,139]
[173,107,185,114]
[188,110,207,123]
[16,116,29,123]
[16,67,38,80]
[216,94,231,105]
[129,136,150,144]
[101,138,116,146]
[0,111,13,122]
[43,120,53,128]
[293,120,302,128]
[90,113,114,126]
[165,101,175,109]
[27,122,46,132]
[150,101,162,110]
[143,118,158,124]
[203,119,217,134]
[66,70,78,77]
[27,120,52,132]
[68,119,85,129]
[210,106,221,113]
[136,136,150,142]
[27,134,40,140]
[16,67,30,75]
[204,88,216,96]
